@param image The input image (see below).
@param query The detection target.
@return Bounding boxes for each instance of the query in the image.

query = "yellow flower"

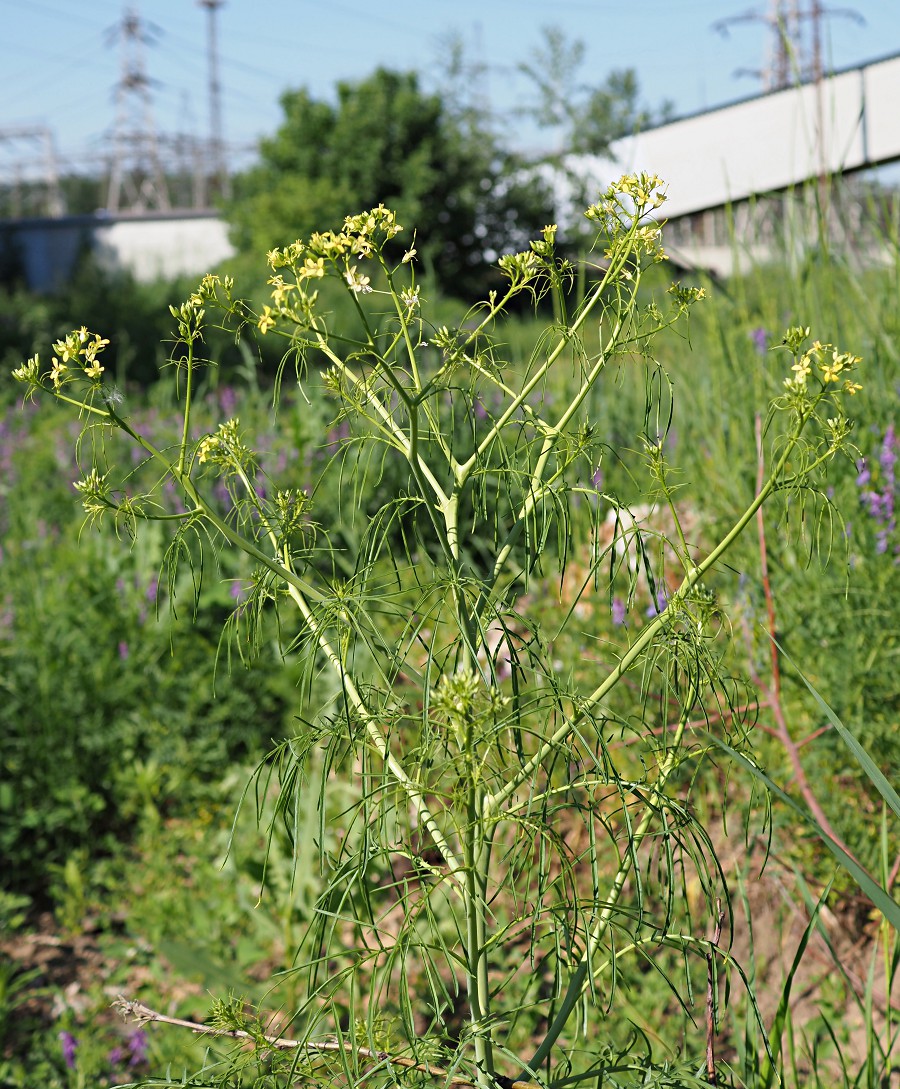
[791,355,812,383]
[257,306,276,335]
[49,358,68,387]
[197,435,217,463]
[53,338,76,362]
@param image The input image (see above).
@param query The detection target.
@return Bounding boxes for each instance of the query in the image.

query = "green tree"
[517,26,674,156]
[227,68,552,297]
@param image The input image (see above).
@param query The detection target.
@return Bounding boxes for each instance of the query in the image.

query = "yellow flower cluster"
[266,205,403,272]
[785,338,863,395]
[261,206,405,327]
[586,172,668,224]
[12,328,112,392]
[585,173,669,263]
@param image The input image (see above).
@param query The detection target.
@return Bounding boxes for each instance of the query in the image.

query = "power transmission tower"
[105,6,171,214]
[197,0,230,203]
[0,125,63,218]
[714,1,863,90]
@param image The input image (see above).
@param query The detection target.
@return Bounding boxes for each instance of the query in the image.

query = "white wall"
[1,212,236,291]
[93,215,235,281]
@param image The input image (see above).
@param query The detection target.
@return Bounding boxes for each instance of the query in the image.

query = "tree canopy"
[517,26,675,156]
[227,68,552,298]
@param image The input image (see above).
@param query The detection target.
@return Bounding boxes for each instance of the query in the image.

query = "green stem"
[177,336,195,476]
[456,227,638,487]
[313,330,450,510]
[462,717,495,1086]
[486,304,627,591]
[225,447,470,897]
[51,390,111,418]
[287,579,467,893]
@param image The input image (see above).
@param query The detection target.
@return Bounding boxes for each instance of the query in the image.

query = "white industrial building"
[561,50,900,274]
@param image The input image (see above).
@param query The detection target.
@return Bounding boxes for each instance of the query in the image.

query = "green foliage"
[0,396,298,902]
[227,68,554,298]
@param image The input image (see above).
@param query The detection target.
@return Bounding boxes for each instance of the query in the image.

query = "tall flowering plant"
[14,175,864,1088]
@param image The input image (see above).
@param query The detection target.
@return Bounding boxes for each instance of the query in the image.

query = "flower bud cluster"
[497,249,541,288]
[273,488,312,538]
[585,173,668,263]
[73,467,112,517]
[667,282,707,309]
[196,418,254,473]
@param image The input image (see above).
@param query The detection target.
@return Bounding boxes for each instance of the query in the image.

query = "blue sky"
[2,0,899,171]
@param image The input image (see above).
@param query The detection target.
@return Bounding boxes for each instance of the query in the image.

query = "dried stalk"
[113,997,541,1089]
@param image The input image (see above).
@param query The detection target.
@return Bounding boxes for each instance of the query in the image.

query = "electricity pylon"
[106,6,170,213]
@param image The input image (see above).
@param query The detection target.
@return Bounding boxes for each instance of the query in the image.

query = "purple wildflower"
[219,385,237,417]
[592,467,604,489]
[857,427,899,551]
[118,641,129,660]
[127,1029,149,1066]
[645,587,668,618]
[749,327,769,355]
[59,1031,78,1070]
[881,425,897,478]
[611,597,626,625]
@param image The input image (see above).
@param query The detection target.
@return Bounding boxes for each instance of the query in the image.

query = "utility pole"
[105,6,170,214]
[197,0,230,204]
